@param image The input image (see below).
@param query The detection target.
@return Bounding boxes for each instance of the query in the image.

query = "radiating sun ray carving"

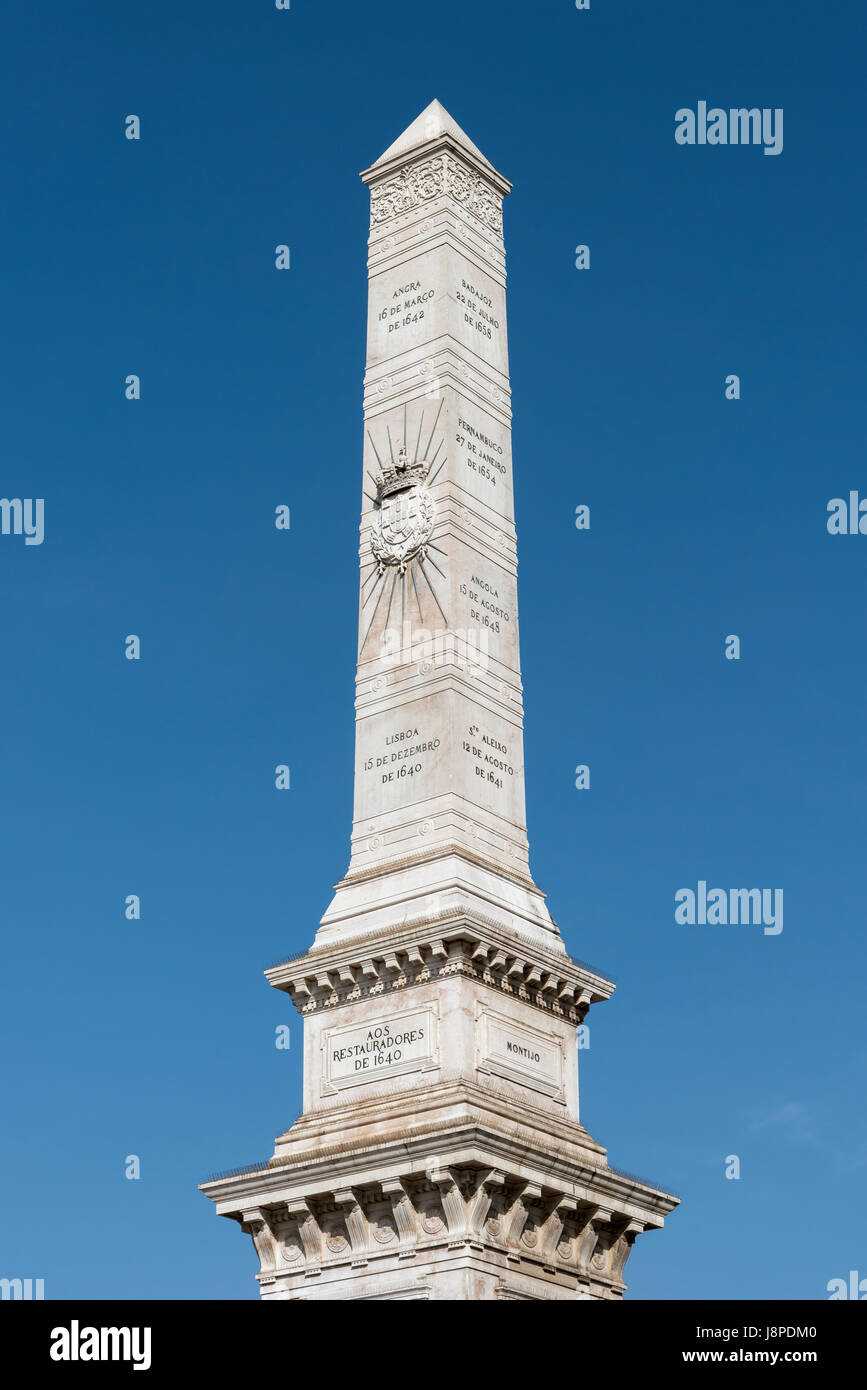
[360,404,449,655]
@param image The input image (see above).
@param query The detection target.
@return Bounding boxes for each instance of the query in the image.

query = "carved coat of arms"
[371,444,435,574]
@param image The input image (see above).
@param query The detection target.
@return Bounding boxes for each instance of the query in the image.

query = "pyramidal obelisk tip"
[368,98,497,173]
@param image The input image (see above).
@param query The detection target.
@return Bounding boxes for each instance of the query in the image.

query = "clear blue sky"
[2,0,865,1300]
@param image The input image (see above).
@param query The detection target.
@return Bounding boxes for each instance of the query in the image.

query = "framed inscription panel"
[476,1005,565,1102]
[321,1008,438,1095]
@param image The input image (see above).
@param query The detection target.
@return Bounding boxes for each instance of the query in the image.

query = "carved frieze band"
[369,153,503,235]
[275,934,599,1024]
[242,1168,648,1297]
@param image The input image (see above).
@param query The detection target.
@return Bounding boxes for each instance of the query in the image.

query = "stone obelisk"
[201,101,677,1301]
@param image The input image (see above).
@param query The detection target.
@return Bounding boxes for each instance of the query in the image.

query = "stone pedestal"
[200,101,678,1300]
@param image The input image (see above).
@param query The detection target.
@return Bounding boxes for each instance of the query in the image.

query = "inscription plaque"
[478,1007,564,1099]
[323,1009,437,1092]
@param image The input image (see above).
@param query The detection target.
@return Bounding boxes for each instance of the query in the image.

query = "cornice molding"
[267,912,614,1021]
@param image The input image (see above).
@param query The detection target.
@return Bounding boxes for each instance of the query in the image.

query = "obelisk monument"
[201,101,677,1300]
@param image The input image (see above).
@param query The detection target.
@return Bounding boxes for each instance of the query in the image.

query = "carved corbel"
[284,1199,322,1265]
[575,987,593,1020]
[540,1194,579,1261]
[575,1205,611,1268]
[505,1182,542,1248]
[609,1220,644,1281]
[381,1178,418,1248]
[429,1167,467,1239]
[467,1169,505,1237]
[333,1189,369,1257]
[241,1207,278,1275]
[315,972,332,992]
